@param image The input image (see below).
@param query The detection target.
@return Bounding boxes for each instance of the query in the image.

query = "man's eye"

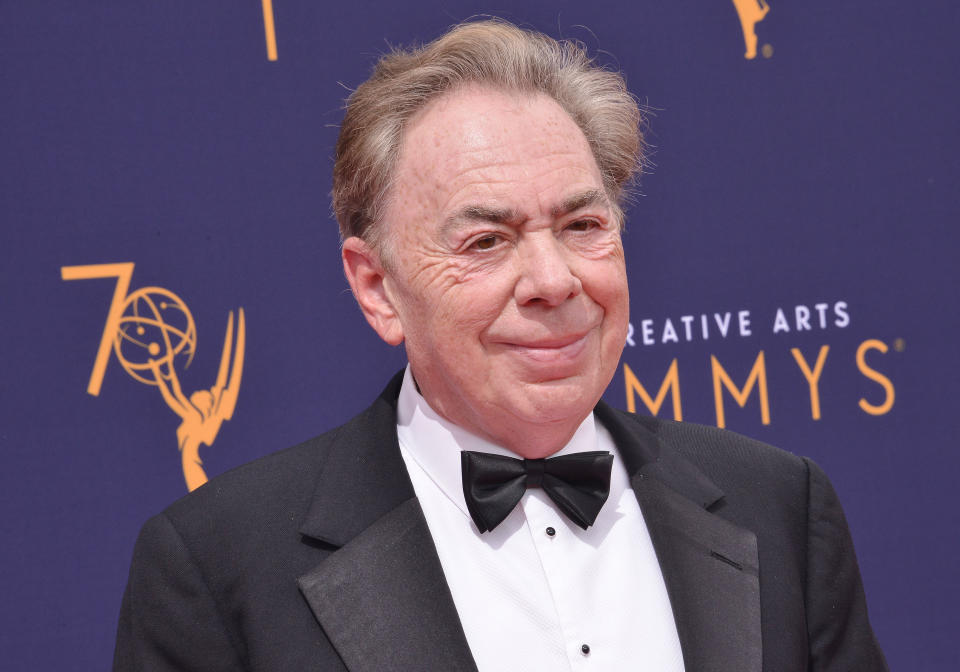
[473,235,498,250]
[566,219,597,232]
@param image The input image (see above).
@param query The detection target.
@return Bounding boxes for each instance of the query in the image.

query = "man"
[114,19,887,671]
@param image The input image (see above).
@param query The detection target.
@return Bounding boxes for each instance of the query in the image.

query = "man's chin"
[507,379,599,423]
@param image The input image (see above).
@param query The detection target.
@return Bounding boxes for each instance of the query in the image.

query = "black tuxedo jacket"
[114,372,887,671]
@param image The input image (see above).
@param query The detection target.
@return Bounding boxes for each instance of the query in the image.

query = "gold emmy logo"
[732,0,770,59]
[62,263,245,492]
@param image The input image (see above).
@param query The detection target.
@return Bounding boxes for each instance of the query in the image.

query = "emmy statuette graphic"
[62,263,245,491]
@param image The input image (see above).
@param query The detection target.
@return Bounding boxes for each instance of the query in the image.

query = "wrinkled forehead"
[390,86,604,214]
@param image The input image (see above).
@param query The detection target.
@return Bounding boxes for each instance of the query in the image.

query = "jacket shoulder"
[157,375,402,552]
[601,408,812,520]
[616,409,808,480]
[158,425,342,544]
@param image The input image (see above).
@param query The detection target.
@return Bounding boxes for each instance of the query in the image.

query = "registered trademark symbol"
[893,338,905,352]
[761,43,774,59]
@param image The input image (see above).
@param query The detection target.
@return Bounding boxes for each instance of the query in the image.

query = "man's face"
[375,87,629,456]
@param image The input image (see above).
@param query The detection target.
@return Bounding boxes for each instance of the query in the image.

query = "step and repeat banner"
[2,1,957,669]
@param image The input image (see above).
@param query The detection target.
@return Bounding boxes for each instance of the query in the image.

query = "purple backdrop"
[2,1,958,669]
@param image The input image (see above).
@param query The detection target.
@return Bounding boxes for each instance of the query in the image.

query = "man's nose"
[514,234,582,307]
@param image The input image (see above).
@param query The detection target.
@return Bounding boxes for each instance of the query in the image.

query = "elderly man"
[114,20,887,672]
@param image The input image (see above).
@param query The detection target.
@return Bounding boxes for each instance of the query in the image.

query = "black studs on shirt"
[545,526,556,537]
[581,643,591,656]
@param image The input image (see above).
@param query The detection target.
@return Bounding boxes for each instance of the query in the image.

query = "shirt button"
[545,526,556,537]
[581,643,591,656]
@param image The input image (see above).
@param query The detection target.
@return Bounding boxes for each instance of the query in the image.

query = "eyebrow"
[440,204,519,239]
[550,189,607,218]
[441,189,608,236]
[452,204,519,224]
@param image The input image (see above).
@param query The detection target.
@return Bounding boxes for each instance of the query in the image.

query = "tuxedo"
[114,371,887,671]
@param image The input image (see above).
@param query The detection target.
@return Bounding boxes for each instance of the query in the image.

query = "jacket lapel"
[296,373,477,672]
[298,498,477,671]
[596,403,763,672]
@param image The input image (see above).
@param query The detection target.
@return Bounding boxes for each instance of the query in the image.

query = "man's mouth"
[498,330,592,363]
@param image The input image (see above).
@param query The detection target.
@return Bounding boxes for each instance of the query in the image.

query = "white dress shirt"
[396,367,685,671]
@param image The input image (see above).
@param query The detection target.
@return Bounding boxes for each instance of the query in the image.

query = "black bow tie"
[460,450,614,533]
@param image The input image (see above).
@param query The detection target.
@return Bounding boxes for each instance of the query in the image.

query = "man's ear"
[341,236,404,346]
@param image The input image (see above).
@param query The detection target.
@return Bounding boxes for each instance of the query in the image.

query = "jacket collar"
[298,370,413,547]
[594,401,724,507]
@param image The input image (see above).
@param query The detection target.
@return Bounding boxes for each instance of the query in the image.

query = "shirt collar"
[396,365,603,518]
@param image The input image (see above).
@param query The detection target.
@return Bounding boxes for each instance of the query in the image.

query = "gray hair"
[332,18,645,251]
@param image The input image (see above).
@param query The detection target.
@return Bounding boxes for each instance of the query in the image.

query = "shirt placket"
[522,490,592,672]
